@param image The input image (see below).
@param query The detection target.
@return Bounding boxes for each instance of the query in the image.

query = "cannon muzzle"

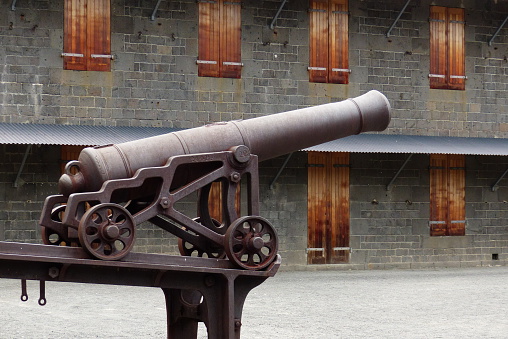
[59,90,391,196]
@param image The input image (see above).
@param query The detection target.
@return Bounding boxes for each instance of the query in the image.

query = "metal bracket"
[13,144,32,188]
[150,0,163,21]
[333,247,352,253]
[269,152,293,189]
[306,248,324,254]
[386,153,413,191]
[386,0,412,37]
[488,15,508,46]
[491,167,508,191]
[270,0,288,30]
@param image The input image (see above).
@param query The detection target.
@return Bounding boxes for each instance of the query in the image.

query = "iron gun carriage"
[39,90,391,270]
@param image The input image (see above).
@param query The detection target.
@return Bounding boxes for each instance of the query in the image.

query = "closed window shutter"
[429,6,447,89]
[329,0,349,84]
[220,0,241,78]
[430,6,465,90]
[447,8,465,90]
[87,0,111,72]
[198,0,220,77]
[198,0,241,78]
[64,0,110,71]
[64,0,87,71]
[309,0,329,83]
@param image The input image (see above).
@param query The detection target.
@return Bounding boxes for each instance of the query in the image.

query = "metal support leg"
[164,289,200,338]
[270,0,288,30]
[386,153,413,191]
[488,16,508,46]
[269,152,293,189]
[13,144,32,188]
[151,0,163,21]
[491,167,508,191]
[386,0,412,37]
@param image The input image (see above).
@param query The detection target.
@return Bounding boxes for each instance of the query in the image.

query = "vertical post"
[163,288,199,339]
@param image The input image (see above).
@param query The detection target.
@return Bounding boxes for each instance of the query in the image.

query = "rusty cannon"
[39,90,391,270]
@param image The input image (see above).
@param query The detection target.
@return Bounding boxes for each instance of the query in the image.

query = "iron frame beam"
[0,241,280,339]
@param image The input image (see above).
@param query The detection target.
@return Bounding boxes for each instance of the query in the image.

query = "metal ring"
[64,160,81,175]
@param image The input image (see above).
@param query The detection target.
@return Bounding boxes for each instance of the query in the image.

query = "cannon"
[39,90,391,270]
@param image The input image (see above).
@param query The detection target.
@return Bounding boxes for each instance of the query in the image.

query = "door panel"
[308,152,350,264]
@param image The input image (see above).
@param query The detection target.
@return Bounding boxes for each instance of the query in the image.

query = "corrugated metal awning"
[0,123,179,146]
[304,134,508,156]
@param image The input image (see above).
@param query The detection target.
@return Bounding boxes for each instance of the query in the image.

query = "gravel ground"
[1,266,508,338]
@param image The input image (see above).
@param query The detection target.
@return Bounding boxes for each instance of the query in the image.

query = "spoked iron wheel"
[78,203,135,260]
[224,216,278,270]
[41,205,79,247]
[178,218,226,259]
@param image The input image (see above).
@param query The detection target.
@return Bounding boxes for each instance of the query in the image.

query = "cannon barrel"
[59,90,391,196]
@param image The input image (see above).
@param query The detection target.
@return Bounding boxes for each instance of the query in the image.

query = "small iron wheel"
[42,205,79,246]
[78,203,135,260]
[178,218,226,259]
[225,216,278,270]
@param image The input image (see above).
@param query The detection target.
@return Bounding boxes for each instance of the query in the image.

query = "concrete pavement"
[1,266,508,338]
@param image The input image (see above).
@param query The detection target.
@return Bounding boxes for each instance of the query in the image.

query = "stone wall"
[0,145,59,243]
[348,152,508,269]
[1,0,507,133]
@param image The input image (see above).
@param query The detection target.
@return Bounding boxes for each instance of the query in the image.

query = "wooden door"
[307,152,350,264]
[430,154,465,236]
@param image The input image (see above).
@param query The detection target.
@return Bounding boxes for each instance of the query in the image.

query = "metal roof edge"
[302,134,508,156]
[0,123,181,146]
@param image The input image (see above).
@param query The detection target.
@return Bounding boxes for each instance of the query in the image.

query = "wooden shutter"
[329,0,349,84]
[87,0,111,72]
[64,0,87,71]
[448,155,466,235]
[308,152,328,264]
[309,0,348,84]
[447,8,465,90]
[198,0,241,78]
[198,0,220,77]
[309,0,329,83]
[329,152,350,263]
[430,154,449,236]
[220,0,241,78]
[64,0,110,71]
[430,6,465,90]
[430,154,465,236]
[308,152,350,264]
